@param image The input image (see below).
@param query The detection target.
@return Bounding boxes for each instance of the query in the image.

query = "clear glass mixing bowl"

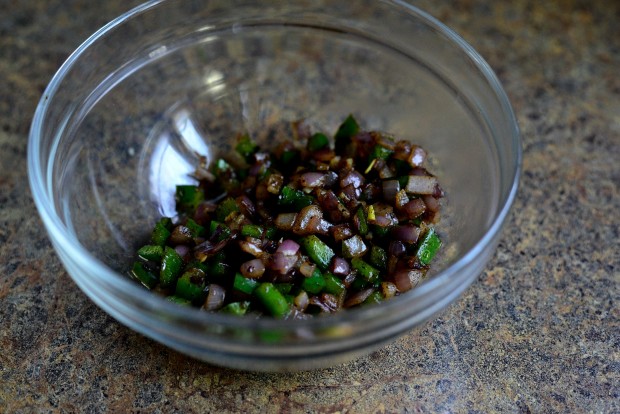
[28,0,521,371]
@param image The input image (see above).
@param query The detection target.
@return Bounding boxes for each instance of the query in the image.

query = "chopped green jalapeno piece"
[307,132,330,151]
[275,283,293,295]
[187,260,209,274]
[137,245,164,262]
[209,253,229,278]
[166,295,191,305]
[175,268,206,303]
[302,268,326,294]
[213,158,233,175]
[371,224,391,238]
[351,257,380,284]
[235,133,258,162]
[254,283,291,318]
[240,224,276,239]
[323,272,346,296]
[350,275,370,291]
[279,149,300,173]
[185,218,205,238]
[220,301,250,316]
[241,224,263,238]
[151,218,172,246]
[394,160,411,176]
[334,114,360,153]
[233,272,258,295]
[279,186,314,210]
[369,144,393,162]
[176,185,204,212]
[416,227,441,265]
[160,246,183,289]
[209,221,231,241]
[369,245,387,270]
[362,291,383,306]
[131,261,158,289]
[300,235,335,271]
[236,167,249,180]
[215,197,239,222]
[354,207,368,236]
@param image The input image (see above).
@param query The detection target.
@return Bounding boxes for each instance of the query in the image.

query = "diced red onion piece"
[293,205,323,235]
[238,240,263,257]
[408,146,426,167]
[351,131,374,160]
[240,258,266,278]
[174,245,190,258]
[317,219,332,235]
[323,171,339,187]
[388,240,407,257]
[309,293,339,312]
[376,134,396,150]
[344,288,375,307]
[403,198,426,219]
[254,180,271,201]
[270,252,298,274]
[387,256,399,275]
[330,256,351,276]
[330,224,353,242]
[266,173,284,195]
[423,195,440,213]
[169,225,193,245]
[382,179,400,202]
[340,184,361,201]
[381,282,399,299]
[393,269,424,292]
[342,235,368,258]
[248,162,263,177]
[393,140,412,161]
[194,238,229,262]
[340,170,364,189]
[406,175,438,195]
[317,190,349,223]
[342,272,356,288]
[204,284,226,310]
[255,151,270,164]
[391,225,421,244]
[395,189,409,209]
[369,203,397,227]
[194,166,215,182]
[362,183,382,203]
[236,195,256,219]
[300,172,325,188]
[321,293,339,311]
[299,261,316,277]
[275,212,297,230]
[193,202,217,224]
[373,158,394,179]
[294,290,309,311]
[277,239,300,256]
[312,148,336,162]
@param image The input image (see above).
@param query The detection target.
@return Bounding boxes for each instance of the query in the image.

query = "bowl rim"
[27,0,522,332]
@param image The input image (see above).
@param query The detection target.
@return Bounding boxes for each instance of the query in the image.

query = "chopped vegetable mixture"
[130,115,443,318]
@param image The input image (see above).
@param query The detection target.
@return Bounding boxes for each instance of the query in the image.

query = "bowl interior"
[55,23,500,276]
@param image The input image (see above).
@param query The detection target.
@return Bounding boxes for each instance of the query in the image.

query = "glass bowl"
[28,0,521,371]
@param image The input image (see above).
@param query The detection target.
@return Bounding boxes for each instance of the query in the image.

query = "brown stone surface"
[1,0,618,412]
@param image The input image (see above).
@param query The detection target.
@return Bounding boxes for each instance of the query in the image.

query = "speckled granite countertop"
[1,0,618,412]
